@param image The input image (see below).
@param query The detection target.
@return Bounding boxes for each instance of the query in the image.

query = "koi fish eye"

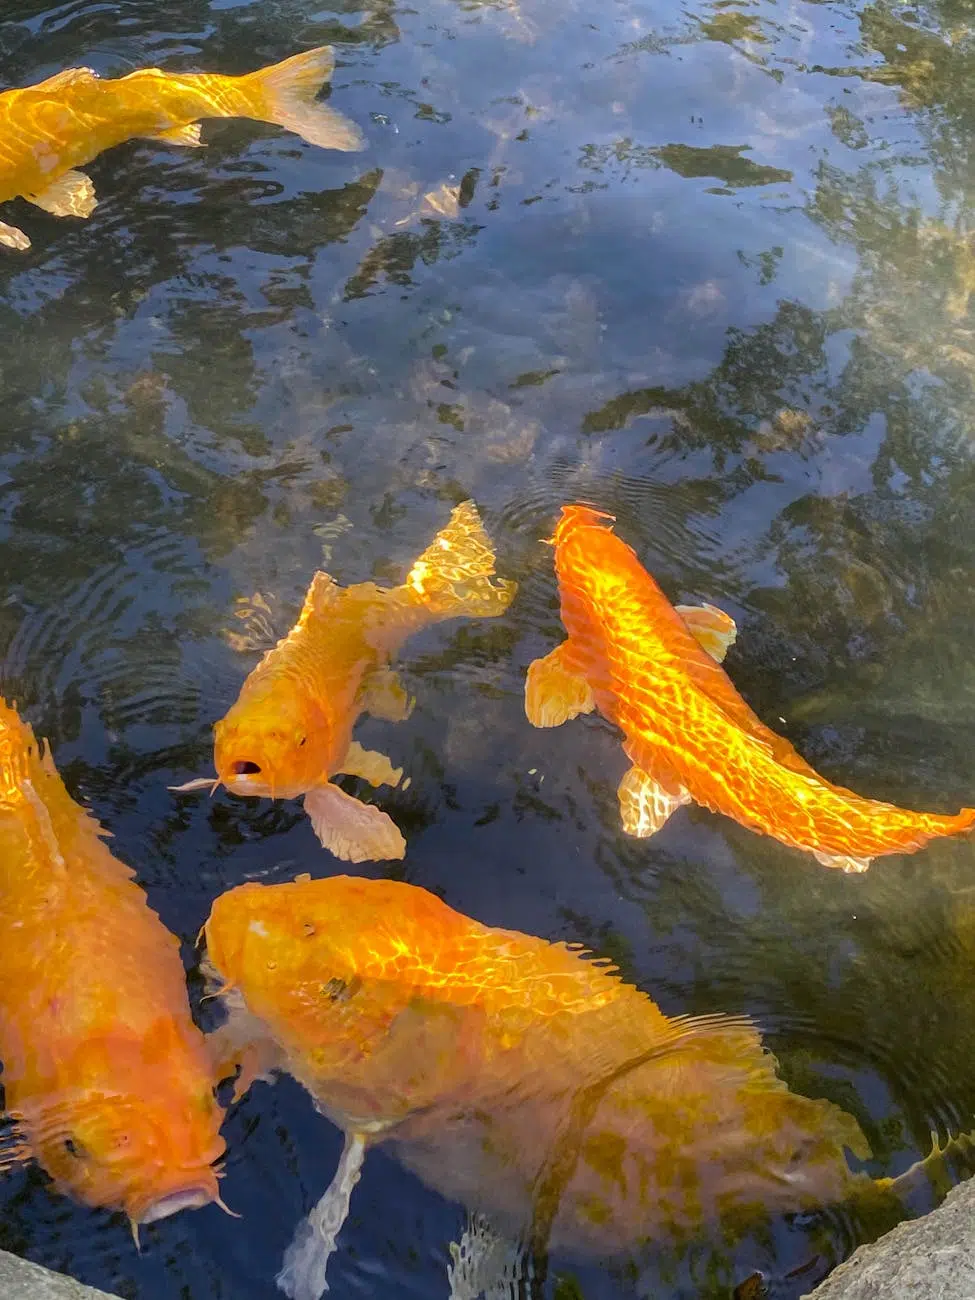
[298,737,307,747]
[63,1137,88,1160]
[231,761,262,776]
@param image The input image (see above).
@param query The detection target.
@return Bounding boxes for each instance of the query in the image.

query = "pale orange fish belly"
[552,506,975,869]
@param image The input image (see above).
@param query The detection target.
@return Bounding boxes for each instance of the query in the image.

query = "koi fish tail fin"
[405,501,517,621]
[888,1127,975,1214]
[811,803,975,874]
[242,46,364,153]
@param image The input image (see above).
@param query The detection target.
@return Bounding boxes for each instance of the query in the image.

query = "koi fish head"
[214,691,332,801]
[21,1058,226,1230]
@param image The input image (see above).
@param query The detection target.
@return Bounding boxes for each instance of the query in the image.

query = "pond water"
[3,0,975,1296]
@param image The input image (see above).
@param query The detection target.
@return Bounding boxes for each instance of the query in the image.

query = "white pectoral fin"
[304,783,406,862]
[26,169,97,218]
[337,740,403,788]
[675,602,737,663]
[277,1130,369,1300]
[146,123,204,147]
[524,641,595,728]
[812,849,873,874]
[617,765,690,838]
[0,220,30,250]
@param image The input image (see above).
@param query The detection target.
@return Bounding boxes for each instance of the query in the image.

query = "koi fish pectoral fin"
[207,1021,283,1103]
[617,765,690,838]
[145,123,205,147]
[675,602,738,663]
[358,666,414,722]
[448,1212,531,1300]
[337,740,403,789]
[525,642,595,728]
[811,849,873,874]
[277,1129,369,1300]
[304,783,406,862]
[0,221,31,251]
[26,170,97,219]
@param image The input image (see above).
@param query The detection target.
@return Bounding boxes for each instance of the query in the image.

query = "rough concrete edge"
[803,1175,975,1299]
[0,1249,121,1298]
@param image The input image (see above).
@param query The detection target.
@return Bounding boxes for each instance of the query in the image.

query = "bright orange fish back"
[204,875,871,1270]
[528,504,975,872]
[0,47,363,252]
[0,699,226,1230]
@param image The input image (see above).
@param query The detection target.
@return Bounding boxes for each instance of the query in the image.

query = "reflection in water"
[204,875,888,1297]
[3,0,975,1293]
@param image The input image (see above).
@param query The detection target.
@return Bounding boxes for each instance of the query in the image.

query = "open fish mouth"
[139,1185,215,1223]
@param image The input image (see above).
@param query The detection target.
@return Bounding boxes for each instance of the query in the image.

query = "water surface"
[3,0,975,1296]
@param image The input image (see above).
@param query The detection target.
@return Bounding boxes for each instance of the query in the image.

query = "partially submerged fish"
[173,501,516,862]
[0,698,227,1235]
[204,874,893,1299]
[526,504,975,872]
[0,46,363,251]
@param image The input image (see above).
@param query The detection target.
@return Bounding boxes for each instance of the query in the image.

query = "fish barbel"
[0,698,227,1233]
[525,504,975,872]
[203,875,884,1299]
[172,500,516,863]
[0,45,363,251]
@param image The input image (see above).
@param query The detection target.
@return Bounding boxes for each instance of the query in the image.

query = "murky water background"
[3,0,975,1295]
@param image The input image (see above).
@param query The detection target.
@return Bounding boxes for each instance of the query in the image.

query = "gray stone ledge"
[804,1177,975,1299]
[0,1251,121,1299]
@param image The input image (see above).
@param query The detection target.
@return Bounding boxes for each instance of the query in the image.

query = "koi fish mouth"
[139,1184,216,1224]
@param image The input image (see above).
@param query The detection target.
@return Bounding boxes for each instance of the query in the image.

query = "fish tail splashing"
[405,501,517,620]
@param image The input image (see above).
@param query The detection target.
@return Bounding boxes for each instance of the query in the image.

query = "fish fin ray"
[294,571,339,633]
[33,67,99,92]
[304,783,405,862]
[674,602,737,663]
[26,170,97,218]
[245,45,364,152]
[0,220,30,250]
[277,1130,369,1300]
[525,641,594,727]
[812,849,873,874]
[146,123,204,147]
[338,740,402,788]
[618,765,689,837]
[405,500,517,620]
[448,1213,531,1300]
[0,1115,32,1172]
[358,666,414,722]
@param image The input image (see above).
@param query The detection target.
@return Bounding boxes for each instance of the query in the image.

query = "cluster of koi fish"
[2,498,972,1300]
[3,48,974,1300]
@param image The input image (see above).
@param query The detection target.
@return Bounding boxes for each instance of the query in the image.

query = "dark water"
[3,0,975,1295]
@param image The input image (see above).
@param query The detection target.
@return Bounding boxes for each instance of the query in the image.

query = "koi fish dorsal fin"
[295,571,339,631]
[32,67,99,93]
[525,642,595,727]
[405,501,517,619]
[675,603,737,663]
[242,45,364,153]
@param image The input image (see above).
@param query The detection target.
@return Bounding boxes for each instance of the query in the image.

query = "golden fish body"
[204,876,870,1267]
[0,46,363,251]
[0,699,226,1230]
[526,504,975,872]
[175,501,516,862]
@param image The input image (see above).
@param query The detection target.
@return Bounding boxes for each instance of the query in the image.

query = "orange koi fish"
[173,501,516,863]
[0,698,227,1235]
[526,504,975,872]
[0,46,363,252]
[203,875,885,1298]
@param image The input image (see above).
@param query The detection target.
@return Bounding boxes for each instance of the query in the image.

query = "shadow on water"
[2,0,975,1293]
